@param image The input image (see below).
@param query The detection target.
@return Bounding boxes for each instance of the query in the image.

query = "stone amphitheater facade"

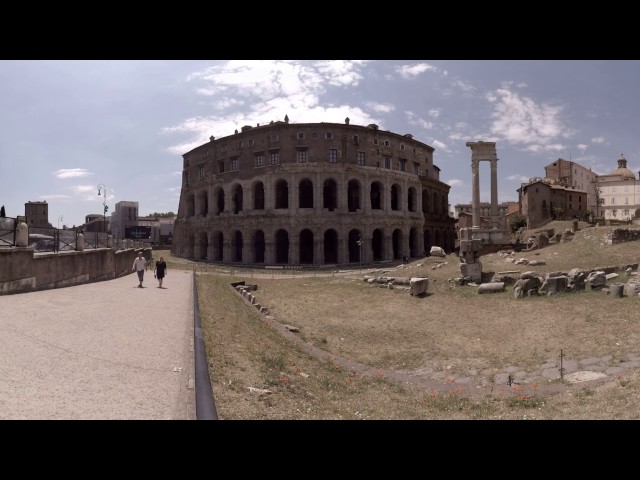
[172,118,456,266]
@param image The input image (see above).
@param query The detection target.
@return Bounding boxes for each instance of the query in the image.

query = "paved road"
[0,269,195,420]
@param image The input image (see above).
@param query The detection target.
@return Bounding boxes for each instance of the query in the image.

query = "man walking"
[132,251,147,288]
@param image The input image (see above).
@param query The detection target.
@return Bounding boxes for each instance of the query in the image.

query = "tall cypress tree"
[0,205,5,217]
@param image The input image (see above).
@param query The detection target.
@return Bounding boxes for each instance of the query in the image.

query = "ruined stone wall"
[605,228,640,245]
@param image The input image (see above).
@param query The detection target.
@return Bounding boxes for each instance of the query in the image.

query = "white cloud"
[54,168,92,179]
[41,194,71,199]
[405,111,433,130]
[395,63,436,79]
[74,185,97,193]
[591,136,605,143]
[428,108,440,118]
[447,179,464,187]
[366,102,395,113]
[516,82,528,88]
[452,80,476,92]
[506,175,529,182]
[544,144,566,151]
[486,87,571,148]
[432,140,447,151]
[166,61,375,154]
[577,144,588,151]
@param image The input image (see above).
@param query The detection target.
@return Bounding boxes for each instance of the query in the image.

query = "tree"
[508,213,527,233]
[0,205,5,217]
[148,211,175,218]
[593,181,604,218]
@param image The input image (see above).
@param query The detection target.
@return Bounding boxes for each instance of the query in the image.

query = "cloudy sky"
[1,60,639,228]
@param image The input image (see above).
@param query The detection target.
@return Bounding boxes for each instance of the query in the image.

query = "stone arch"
[275,179,289,209]
[348,179,361,212]
[275,229,289,263]
[197,190,208,216]
[186,194,195,217]
[299,228,314,264]
[370,182,383,210]
[433,192,439,216]
[299,178,314,208]
[348,229,362,263]
[197,231,208,260]
[232,183,243,214]
[409,227,418,257]
[253,181,265,210]
[391,183,401,211]
[324,228,338,264]
[232,230,243,262]
[408,187,416,212]
[215,187,225,215]
[392,228,402,259]
[253,230,265,263]
[441,194,447,216]
[422,189,430,213]
[423,229,432,255]
[372,228,384,261]
[212,231,223,261]
[434,230,441,248]
[323,179,338,211]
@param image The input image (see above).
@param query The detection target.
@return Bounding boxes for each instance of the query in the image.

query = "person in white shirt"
[132,252,147,288]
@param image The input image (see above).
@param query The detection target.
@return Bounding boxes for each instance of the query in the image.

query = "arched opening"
[422,189,430,213]
[216,189,225,216]
[254,230,265,263]
[324,229,338,264]
[213,232,223,261]
[392,229,402,259]
[275,229,289,263]
[348,229,362,263]
[299,179,314,208]
[323,179,338,211]
[441,194,447,215]
[186,194,195,217]
[299,229,314,264]
[409,227,418,257]
[232,184,243,214]
[198,190,208,216]
[434,230,441,248]
[433,192,439,216]
[253,182,265,210]
[370,182,383,210]
[198,232,208,260]
[408,187,416,212]
[275,180,289,209]
[372,228,383,261]
[391,184,400,211]
[186,233,194,258]
[423,230,432,256]
[348,179,361,212]
[232,231,243,262]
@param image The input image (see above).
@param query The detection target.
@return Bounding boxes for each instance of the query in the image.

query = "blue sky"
[1,60,639,228]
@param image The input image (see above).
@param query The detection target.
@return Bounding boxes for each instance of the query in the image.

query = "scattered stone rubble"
[363,275,429,296]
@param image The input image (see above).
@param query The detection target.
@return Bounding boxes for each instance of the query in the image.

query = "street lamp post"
[97,184,108,233]
[57,215,63,229]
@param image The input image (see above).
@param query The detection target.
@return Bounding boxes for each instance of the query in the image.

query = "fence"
[0,218,109,252]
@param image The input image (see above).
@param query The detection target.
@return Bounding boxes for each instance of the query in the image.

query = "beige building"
[453,201,515,231]
[597,154,640,221]
[172,118,456,265]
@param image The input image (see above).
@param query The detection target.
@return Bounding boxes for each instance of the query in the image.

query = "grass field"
[154,222,640,419]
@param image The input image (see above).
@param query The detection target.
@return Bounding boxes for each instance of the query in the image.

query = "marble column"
[472,159,481,228]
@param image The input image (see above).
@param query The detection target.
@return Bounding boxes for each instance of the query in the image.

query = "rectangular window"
[199,166,205,178]
[248,139,254,146]
[312,132,319,139]
[231,157,239,171]
[329,149,338,163]
[255,154,265,167]
[399,158,406,172]
[400,144,405,150]
[353,135,359,144]
[238,140,243,148]
[325,132,333,139]
[413,162,420,175]
[297,150,308,163]
[611,198,615,205]
[412,148,417,154]
[270,151,280,165]
[218,161,225,173]
[384,140,390,147]
[270,133,279,142]
[297,132,305,140]
[384,156,391,169]
[373,138,379,145]
[357,151,365,166]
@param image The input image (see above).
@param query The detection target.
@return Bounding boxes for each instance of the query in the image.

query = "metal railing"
[0,216,16,247]
[0,219,112,252]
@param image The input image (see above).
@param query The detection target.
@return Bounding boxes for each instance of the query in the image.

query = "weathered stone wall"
[605,228,640,245]
[0,247,150,295]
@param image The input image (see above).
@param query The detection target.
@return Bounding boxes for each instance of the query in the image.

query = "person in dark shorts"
[154,256,168,288]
